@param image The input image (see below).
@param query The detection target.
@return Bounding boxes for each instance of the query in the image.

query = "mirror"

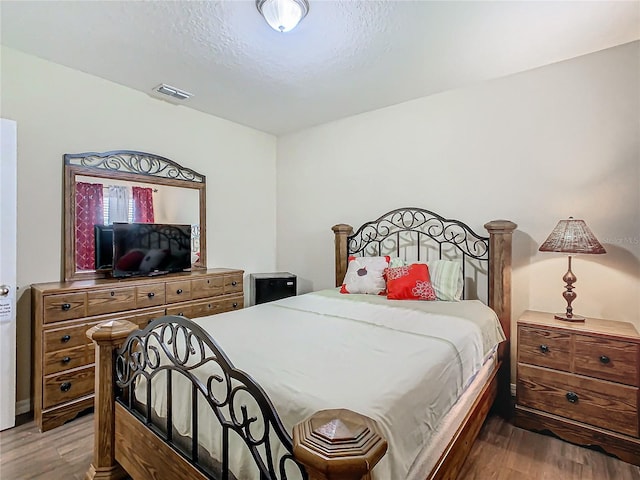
[64,150,207,281]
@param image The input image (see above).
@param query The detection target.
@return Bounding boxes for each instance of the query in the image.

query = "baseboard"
[510,383,516,397]
[16,398,31,415]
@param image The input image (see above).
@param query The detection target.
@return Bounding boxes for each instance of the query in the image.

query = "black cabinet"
[250,272,297,305]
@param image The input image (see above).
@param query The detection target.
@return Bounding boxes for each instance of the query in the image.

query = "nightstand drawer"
[574,335,639,386]
[518,364,638,437]
[518,326,571,371]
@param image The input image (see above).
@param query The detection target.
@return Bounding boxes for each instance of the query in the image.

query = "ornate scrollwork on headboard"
[347,207,489,260]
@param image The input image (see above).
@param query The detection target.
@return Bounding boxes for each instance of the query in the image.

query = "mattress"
[137,289,505,479]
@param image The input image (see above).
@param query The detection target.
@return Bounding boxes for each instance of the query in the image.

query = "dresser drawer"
[574,335,639,386]
[224,274,243,295]
[43,293,86,323]
[165,280,192,303]
[166,295,242,319]
[124,308,167,329]
[518,363,638,437]
[192,276,224,299]
[43,345,90,375]
[43,365,95,409]
[44,322,91,353]
[136,284,166,308]
[518,326,571,371]
[87,287,136,316]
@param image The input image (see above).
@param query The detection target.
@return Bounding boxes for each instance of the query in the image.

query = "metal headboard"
[346,207,490,301]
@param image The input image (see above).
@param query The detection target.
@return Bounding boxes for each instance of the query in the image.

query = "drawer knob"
[176,289,183,294]
[110,291,115,296]
[178,312,184,316]
[61,334,71,343]
[599,355,610,364]
[232,302,238,308]
[539,344,549,354]
[61,303,71,311]
[231,281,238,286]
[147,292,155,298]
[61,356,71,364]
[566,392,579,404]
[60,382,72,393]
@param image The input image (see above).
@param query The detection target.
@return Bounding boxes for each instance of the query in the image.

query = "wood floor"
[1,413,639,479]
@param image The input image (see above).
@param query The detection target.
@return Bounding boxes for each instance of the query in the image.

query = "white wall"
[276,42,640,377]
[1,47,278,409]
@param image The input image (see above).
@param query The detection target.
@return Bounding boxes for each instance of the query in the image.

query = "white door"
[0,118,17,430]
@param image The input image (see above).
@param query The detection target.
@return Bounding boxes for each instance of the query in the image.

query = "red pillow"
[115,249,145,271]
[385,263,437,301]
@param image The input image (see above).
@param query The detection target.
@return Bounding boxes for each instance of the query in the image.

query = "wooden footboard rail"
[85,317,387,480]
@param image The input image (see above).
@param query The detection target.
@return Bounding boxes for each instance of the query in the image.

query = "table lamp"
[539,217,606,321]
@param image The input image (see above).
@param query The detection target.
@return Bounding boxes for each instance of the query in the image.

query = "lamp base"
[554,313,586,322]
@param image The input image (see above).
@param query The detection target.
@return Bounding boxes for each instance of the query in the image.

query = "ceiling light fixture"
[256,0,309,33]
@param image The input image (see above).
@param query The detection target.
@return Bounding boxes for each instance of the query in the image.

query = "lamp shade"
[256,0,309,33]
[539,218,606,254]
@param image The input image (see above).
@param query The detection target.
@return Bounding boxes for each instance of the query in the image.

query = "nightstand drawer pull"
[147,292,155,298]
[61,303,71,311]
[232,302,238,308]
[566,392,579,404]
[231,281,238,286]
[61,334,71,343]
[60,382,72,392]
[539,344,549,353]
[176,289,183,294]
[61,356,71,364]
[599,355,610,364]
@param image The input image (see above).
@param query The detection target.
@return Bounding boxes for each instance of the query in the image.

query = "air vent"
[153,83,193,101]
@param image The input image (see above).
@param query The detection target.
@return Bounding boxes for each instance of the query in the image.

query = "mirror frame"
[63,150,206,281]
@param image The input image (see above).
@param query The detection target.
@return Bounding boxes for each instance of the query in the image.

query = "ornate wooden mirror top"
[63,150,206,281]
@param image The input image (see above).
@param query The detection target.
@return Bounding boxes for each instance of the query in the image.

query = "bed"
[85,208,517,480]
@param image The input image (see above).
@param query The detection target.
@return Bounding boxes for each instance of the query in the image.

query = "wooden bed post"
[85,320,138,480]
[293,409,388,480]
[332,224,353,287]
[484,219,517,417]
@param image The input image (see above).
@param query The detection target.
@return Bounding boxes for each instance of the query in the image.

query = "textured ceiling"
[1,1,638,135]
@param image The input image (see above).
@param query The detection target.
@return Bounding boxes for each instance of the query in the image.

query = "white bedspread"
[141,289,505,479]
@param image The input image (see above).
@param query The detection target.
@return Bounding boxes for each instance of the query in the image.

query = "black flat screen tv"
[112,223,192,278]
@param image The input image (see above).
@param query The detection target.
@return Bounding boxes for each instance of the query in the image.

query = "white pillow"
[340,256,390,295]
[138,248,169,272]
[427,260,463,301]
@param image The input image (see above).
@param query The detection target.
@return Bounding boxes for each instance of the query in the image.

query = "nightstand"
[515,310,640,465]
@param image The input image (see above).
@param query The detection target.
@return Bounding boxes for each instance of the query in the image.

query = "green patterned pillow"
[388,257,406,268]
[427,260,463,301]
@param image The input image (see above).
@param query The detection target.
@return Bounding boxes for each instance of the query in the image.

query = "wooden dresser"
[32,268,244,432]
[515,310,640,465]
